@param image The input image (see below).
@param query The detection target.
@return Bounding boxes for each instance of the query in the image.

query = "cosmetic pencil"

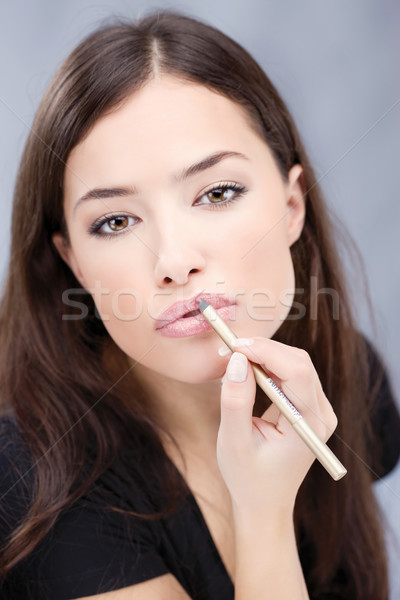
[198,298,347,481]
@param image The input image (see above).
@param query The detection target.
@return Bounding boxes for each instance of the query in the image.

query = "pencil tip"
[197,298,209,313]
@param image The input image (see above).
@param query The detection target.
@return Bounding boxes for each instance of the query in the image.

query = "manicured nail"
[218,345,232,357]
[232,338,254,347]
[227,352,248,382]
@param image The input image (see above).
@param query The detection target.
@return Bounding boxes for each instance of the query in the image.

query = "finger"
[218,345,232,357]
[231,338,323,415]
[231,338,338,439]
[219,352,256,450]
[232,337,311,382]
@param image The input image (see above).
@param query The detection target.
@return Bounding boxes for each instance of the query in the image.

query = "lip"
[155,292,236,337]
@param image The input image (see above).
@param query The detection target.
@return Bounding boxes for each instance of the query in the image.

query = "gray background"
[1,0,399,595]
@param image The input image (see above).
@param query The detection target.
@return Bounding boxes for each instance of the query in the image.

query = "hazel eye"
[195,182,247,207]
[87,214,138,238]
[205,187,236,203]
[106,216,130,232]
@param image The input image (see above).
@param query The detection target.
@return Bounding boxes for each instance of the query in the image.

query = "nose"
[153,220,206,287]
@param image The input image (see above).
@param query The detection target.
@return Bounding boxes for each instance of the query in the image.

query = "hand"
[217,337,338,517]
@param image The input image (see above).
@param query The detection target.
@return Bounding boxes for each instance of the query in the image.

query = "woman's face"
[53,76,305,383]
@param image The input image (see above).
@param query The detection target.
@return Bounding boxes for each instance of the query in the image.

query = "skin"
[52,74,306,449]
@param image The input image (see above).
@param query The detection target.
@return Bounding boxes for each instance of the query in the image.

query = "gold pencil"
[198,298,347,481]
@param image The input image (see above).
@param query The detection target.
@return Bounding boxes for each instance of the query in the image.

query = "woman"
[0,10,399,600]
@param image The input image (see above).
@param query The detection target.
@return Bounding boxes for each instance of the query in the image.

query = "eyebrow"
[72,150,249,216]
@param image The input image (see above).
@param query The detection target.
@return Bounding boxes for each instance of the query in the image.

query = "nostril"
[162,269,198,284]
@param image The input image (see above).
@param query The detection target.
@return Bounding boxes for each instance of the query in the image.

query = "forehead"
[67,76,262,163]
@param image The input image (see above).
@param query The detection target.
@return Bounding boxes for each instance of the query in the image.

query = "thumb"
[219,352,256,449]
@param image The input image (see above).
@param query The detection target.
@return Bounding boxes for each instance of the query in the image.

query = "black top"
[0,339,399,600]
[0,427,230,599]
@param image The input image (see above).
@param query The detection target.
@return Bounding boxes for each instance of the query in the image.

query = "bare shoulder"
[72,573,192,599]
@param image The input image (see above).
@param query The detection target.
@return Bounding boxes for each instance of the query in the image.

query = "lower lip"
[156,305,237,338]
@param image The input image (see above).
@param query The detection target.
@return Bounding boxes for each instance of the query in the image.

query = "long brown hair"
[0,9,388,598]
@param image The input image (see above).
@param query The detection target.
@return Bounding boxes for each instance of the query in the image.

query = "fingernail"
[218,345,232,357]
[227,352,248,382]
[232,338,254,347]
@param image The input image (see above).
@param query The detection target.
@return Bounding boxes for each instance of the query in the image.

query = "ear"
[52,232,87,290]
[285,164,306,247]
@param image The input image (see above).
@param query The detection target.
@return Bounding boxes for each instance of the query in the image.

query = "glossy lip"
[155,292,235,331]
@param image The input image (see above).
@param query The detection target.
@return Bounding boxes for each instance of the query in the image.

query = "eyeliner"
[198,298,347,481]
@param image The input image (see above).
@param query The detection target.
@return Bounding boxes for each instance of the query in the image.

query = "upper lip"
[155,292,235,330]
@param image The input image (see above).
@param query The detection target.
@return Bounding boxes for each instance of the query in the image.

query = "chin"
[167,359,227,385]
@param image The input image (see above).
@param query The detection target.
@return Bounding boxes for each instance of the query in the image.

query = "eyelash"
[87,181,247,239]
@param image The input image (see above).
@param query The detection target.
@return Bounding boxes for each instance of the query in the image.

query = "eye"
[195,182,247,208]
[87,214,138,238]
[87,181,247,239]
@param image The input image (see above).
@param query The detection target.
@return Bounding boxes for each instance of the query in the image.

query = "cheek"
[234,218,295,328]
[99,290,144,323]
[236,212,294,288]
[75,241,139,284]
[245,253,294,325]
[91,287,153,366]
[71,247,147,326]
